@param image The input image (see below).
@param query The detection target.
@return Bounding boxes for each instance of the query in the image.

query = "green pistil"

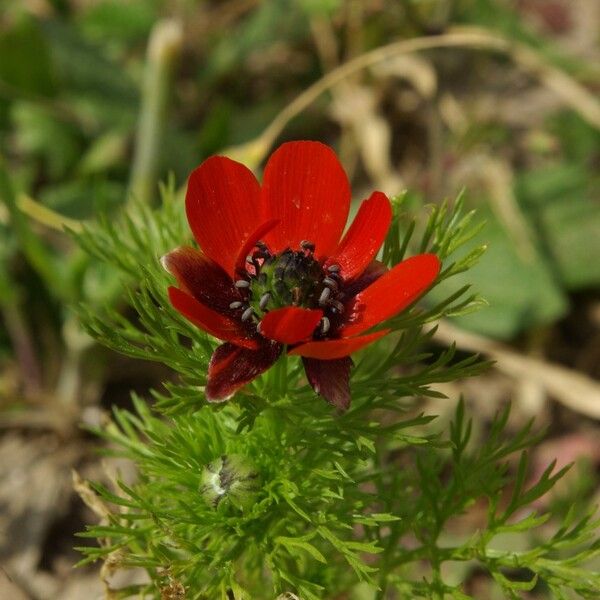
[249,249,323,315]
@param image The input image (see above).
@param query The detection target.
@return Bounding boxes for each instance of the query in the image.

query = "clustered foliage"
[75,185,600,599]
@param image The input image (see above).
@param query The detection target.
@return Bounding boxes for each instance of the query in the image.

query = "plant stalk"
[129,19,183,206]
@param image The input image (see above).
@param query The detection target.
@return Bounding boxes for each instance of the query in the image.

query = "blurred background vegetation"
[0,1,598,598]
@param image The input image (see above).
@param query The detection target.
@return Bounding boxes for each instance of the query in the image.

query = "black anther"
[329,300,344,314]
[319,287,331,306]
[259,293,271,311]
[300,240,315,252]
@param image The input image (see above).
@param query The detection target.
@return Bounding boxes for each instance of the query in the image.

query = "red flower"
[162,141,440,410]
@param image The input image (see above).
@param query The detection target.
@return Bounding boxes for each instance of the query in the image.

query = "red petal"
[168,287,259,350]
[206,341,282,402]
[162,246,238,314]
[233,218,279,277]
[326,191,392,281]
[261,141,351,257]
[303,357,352,411]
[341,254,441,337]
[259,306,323,345]
[289,330,389,359]
[186,156,261,275]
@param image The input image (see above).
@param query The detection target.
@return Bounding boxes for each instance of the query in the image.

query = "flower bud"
[199,454,260,511]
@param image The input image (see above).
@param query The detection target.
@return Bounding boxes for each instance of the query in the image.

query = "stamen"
[319,287,331,306]
[229,301,243,309]
[259,292,271,311]
[235,280,250,288]
[246,255,254,263]
[159,255,170,272]
[300,240,315,252]
[327,264,340,273]
[323,277,338,290]
[329,300,344,314]
[241,307,255,322]
[320,316,330,334]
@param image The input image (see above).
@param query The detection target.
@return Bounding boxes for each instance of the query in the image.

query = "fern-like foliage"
[73,185,599,599]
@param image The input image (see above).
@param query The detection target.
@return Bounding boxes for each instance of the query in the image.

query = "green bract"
[200,454,261,511]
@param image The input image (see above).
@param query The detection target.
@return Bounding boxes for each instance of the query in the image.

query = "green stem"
[55,315,93,410]
[274,350,288,398]
[129,20,182,206]
[1,297,42,396]
[0,160,68,300]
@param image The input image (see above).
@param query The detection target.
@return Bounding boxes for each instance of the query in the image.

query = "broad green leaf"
[517,165,600,289]
[428,204,567,339]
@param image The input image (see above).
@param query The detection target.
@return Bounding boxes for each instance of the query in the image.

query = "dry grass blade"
[225,26,600,169]
[0,568,28,600]
[436,320,600,420]
[453,155,537,262]
[72,470,112,521]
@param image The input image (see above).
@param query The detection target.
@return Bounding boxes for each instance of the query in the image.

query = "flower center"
[230,240,344,339]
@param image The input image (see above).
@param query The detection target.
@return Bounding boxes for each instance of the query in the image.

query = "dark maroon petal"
[302,356,352,411]
[259,306,323,345]
[168,287,259,350]
[343,260,388,298]
[162,246,239,315]
[206,341,282,402]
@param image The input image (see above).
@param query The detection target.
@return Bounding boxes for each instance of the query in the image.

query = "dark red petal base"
[303,356,352,411]
[168,287,259,349]
[206,341,282,402]
[343,260,388,298]
[162,246,239,314]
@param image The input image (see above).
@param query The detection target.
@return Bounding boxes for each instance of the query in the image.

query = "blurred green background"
[0,1,598,598]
